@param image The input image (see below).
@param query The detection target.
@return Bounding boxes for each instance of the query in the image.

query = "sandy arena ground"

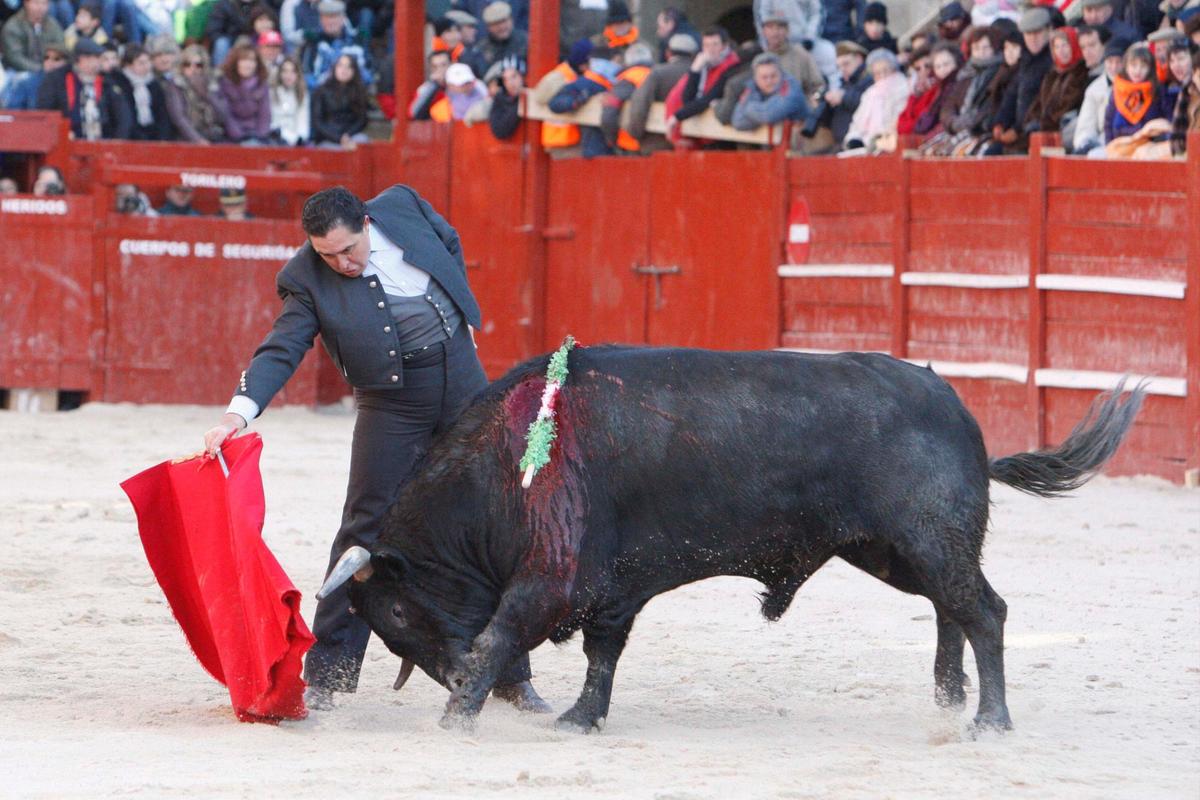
[1,402,1198,799]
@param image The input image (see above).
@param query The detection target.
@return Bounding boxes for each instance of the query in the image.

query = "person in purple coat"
[216,42,271,143]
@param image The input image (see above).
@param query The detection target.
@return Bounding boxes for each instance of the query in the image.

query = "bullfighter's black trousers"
[303,324,534,693]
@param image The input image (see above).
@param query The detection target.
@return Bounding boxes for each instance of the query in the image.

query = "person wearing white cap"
[443,61,487,120]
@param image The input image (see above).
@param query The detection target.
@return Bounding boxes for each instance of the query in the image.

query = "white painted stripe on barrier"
[777,347,890,355]
[778,264,893,278]
[1035,368,1186,397]
[900,272,1029,289]
[777,349,1028,387]
[788,223,810,243]
[1035,274,1186,299]
[905,360,1029,383]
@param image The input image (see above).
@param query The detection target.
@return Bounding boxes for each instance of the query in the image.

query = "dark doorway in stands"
[542,151,782,352]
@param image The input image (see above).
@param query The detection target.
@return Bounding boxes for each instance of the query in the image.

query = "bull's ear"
[370,545,409,582]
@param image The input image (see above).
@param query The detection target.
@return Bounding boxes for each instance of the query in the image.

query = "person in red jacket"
[665,25,741,147]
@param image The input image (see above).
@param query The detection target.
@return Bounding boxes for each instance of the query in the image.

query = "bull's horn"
[392,659,415,691]
[316,546,373,600]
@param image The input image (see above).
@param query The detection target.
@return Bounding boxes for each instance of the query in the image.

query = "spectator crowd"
[0,0,1197,161]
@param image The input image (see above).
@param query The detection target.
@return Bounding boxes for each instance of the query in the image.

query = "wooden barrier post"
[1186,131,1200,485]
[520,0,559,355]
[392,0,424,158]
[1026,134,1050,450]
[889,150,911,358]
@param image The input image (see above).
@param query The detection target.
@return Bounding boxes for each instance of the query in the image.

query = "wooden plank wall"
[782,138,1197,482]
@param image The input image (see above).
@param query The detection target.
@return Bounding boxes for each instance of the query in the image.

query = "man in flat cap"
[461,1,528,80]
[755,0,840,90]
[36,38,132,140]
[303,0,374,88]
[806,39,870,149]
[989,7,1054,152]
[1082,0,1142,44]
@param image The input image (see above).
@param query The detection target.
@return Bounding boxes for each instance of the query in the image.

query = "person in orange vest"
[590,1,639,63]
[599,41,655,154]
[548,55,620,157]
[431,16,465,62]
[530,38,593,154]
[409,49,452,120]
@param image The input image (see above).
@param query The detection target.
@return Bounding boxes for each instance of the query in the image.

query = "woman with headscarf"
[1027,26,1089,137]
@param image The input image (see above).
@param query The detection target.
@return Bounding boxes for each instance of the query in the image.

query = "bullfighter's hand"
[203,412,247,458]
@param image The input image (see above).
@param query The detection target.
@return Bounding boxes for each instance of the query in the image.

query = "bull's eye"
[391,603,406,625]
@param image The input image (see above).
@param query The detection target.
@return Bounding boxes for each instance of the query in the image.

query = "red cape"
[121,434,314,722]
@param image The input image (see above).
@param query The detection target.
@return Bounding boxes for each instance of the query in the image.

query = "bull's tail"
[988,378,1145,497]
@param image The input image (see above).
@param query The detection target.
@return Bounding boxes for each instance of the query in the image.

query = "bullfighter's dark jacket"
[234,184,482,409]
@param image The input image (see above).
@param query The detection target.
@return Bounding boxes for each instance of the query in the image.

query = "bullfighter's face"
[310,216,371,278]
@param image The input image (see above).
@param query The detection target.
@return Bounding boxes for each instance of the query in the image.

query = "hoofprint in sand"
[1,403,1196,799]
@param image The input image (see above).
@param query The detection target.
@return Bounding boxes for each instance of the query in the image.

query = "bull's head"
[318,545,468,693]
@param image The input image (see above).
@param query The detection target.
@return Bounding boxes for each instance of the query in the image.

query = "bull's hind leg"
[955,575,1010,731]
[912,555,1011,731]
[838,541,968,709]
[933,605,967,709]
[556,613,637,734]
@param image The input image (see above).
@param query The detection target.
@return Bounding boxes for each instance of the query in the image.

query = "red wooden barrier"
[542,149,783,352]
[0,194,95,392]
[782,155,898,354]
[447,123,536,375]
[91,165,346,406]
[780,134,1197,482]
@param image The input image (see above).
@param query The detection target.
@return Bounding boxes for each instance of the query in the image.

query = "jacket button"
[377,301,385,309]
[425,295,431,300]
[391,375,399,382]
[389,350,396,357]
[369,281,377,288]
[384,325,391,333]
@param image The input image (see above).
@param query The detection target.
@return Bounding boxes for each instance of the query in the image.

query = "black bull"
[320,346,1143,733]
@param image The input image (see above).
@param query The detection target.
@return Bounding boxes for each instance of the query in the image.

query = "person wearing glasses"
[170,43,227,143]
[2,38,64,107]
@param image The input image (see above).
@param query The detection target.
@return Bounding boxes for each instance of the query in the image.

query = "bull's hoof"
[493,681,553,714]
[554,706,605,734]
[439,709,479,733]
[934,684,967,710]
[967,710,1013,738]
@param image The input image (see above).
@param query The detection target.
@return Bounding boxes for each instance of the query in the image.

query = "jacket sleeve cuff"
[226,395,261,424]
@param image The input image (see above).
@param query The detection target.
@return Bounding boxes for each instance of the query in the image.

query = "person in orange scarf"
[1028,26,1090,136]
[1103,43,1166,142]
[590,1,639,63]
[431,16,465,62]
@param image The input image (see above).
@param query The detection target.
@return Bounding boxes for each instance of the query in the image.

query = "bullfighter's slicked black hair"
[301,186,367,237]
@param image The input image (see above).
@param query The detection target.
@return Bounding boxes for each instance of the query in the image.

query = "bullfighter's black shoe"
[492,681,552,713]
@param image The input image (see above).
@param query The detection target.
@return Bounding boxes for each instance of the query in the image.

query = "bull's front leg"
[556,615,635,734]
[440,580,565,731]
